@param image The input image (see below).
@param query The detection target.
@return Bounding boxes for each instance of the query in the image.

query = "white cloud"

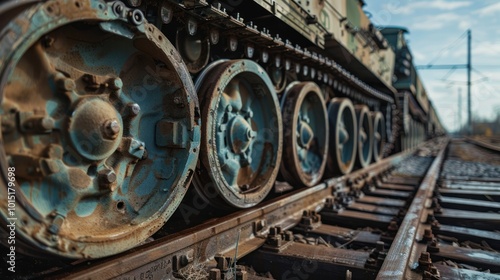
[411,13,462,30]
[474,41,500,56]
[386,0,472,15]
[475,2,500,16]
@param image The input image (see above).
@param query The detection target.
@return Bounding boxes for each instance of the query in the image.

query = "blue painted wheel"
[0,0,200,258]
[371,112,385,162]
[326,98,357,175]
[355,105,373,168]
[280,82,328,187]
[194,59,282,208]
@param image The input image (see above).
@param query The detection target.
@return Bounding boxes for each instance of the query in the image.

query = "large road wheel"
[194,59,282,208]
[0,0,200,258]
[355,105,373,168]
[326,98,357,175]
[280,82,328,187]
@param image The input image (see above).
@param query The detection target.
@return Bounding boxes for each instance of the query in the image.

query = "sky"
[364,0,500,132]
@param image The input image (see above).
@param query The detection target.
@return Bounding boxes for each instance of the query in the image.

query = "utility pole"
[416,30,472,134]
[458,88,462,133]
[467,29,472,135]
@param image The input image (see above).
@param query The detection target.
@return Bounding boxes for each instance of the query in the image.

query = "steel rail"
[48,150,411,279]
[376,138,449,279]
[465,136,500,153]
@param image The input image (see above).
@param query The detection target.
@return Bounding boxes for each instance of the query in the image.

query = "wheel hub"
[69,98,123,161]
[229,115,256,154]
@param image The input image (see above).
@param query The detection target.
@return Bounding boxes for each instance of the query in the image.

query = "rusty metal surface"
[193,59,282,209]
[245,241,377,279]
[433,263,500,280]
[376,138,448,279]
[280,82,328,188]
[41,144,411,279]
[0,0,200,258]
[430,243,500,272]
[326,98,357,175]
[434,209,500,230]
[465,136,500,153]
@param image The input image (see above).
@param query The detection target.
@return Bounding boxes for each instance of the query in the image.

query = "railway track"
[3,136,499,279]
[465,136,500,153]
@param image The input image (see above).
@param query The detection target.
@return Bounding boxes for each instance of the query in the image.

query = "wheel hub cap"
[69,98,123,161]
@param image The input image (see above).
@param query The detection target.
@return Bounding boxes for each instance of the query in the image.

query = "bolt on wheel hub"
[229,115,256,154]
[69,98,123,161]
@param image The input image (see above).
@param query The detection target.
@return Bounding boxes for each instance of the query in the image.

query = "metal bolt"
[418,252,432,270]
[236,269,248,280]
[388,221,399,233]
[48,214,64,234]
[269,226,279,236]
[129,9,144,26]
[209,268,221,280]
[40,117,55,131]
[376,241,385,251]
[57,78,76,92]
[427,239,440,252]
[99,168,117,185]
[103,120,120,139]
[109,77,123,90]
[113,2,125,16]
[215,255,229,271]
[423,229,434,241]
[127,103,141,117]
[42,36,55,48]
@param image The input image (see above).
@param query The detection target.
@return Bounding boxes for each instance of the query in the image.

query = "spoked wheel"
[194,59,282,208]
[371,112,385,162]
[0,0,199,258]
[326,98,357,175]
[280,82,328,187]
[354,105,373,168]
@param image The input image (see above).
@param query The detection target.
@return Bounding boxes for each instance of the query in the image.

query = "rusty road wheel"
[280,82,328,187]
[0,0,200,258]
[355,105,373,168]
[371,111,385,162]
[326,98,357,175]
[194,59,282,208]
